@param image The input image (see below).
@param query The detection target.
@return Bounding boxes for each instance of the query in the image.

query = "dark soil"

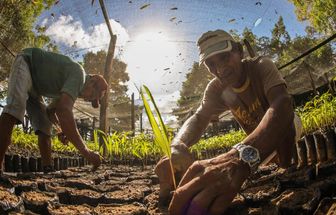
[2,161,336,214]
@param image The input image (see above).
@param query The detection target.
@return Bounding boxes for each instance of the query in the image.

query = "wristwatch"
[232,143,261,173]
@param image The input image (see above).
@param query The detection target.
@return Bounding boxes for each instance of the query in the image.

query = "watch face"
[241,146,259,162]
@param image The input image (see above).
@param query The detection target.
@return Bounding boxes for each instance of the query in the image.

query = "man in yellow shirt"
[155,30,301,214]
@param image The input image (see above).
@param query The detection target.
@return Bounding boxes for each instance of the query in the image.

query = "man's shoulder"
[244,56,275,69]
[206,78,225,92]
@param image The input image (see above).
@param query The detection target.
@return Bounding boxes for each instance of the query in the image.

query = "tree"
[83,50,134,132]
[0,0,57,82]
[173,62,214,124]
[288,0,336,34]
[278,35,334,76]
[270,16,291,61]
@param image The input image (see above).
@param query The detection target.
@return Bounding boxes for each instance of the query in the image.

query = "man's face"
[82,80,105,103]
[204,51,243,86]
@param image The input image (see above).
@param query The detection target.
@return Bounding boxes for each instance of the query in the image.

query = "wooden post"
[131,93,135,135]
[98,0,117,153]
[99,37,116,153]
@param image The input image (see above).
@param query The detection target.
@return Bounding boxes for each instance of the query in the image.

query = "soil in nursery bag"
[241,181,281,206]
[102,184,149,204]
[314,197,336,215]
[315,160,336,177]
[310,175,336,198]
[21,191,58,214]
[9,178,38,195]
[94,203,148,215]
[0,187,24,213]
[226,194,279,215]
[277,166,315,188]
[47,202,93,215]
[58,187,103,207]
[62,178,95,190]
[271,188,320,214]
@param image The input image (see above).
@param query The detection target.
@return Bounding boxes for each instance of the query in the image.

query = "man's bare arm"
[172,113,213,148]
[242,84,294,161]
[54,93,89,155]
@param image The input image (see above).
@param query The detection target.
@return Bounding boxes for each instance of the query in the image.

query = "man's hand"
[169,149,251,215]
[57,132,69,145]
[85,150,102,171]
[154,142,194,205]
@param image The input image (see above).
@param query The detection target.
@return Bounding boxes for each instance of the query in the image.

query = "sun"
[122,30,179,88]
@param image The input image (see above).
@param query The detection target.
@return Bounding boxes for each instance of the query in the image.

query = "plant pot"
[241,181,281,207]
[278,166,315,188]
[315,160,336,177]
[63,178,95,190]
[58,158,64,170]
[62,157,68,170]
[67,158,73,167]
[20,157,29,173]
[322,129,336,160]
[297,138,307,168]
[12,155,20,172]
[21,191,58,214]
[53,157,60,171]
[314,197,336,215]
[28,157,37,172]
[102,185,146,204]
[4,154,13,172]
[292,141,298,166]
[9,178,38,195]
[310,174,336,197]
[0,187,24,213]
[94,203,148,215]
[271,188,320,215]
[48,202,93,215]
[37,157,42,172]
[313,131,328,164]
[79,157,85,167]
[66,188,103,207]
[304,134,317,165]
[73,158,78,167]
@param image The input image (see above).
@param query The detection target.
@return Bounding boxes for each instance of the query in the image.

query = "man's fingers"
[209,192,237,215]
[169,176,203,215]
[178,161,204,187]
[185,183,221,215]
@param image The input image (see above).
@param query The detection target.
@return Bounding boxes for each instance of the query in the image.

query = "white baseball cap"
[197,29,236,65]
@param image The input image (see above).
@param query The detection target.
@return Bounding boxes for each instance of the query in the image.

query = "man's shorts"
[2,55,52,136]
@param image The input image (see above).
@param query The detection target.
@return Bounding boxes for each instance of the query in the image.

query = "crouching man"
[155,30,302,214]
[0,48,108,173]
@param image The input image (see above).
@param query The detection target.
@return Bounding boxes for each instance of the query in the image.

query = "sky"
[35,0,309,127]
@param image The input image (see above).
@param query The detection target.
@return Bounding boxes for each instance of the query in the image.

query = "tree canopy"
[288,0,336,34]
[0,0,57,82]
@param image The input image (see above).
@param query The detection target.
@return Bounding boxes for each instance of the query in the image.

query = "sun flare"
[123,30,179,86]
